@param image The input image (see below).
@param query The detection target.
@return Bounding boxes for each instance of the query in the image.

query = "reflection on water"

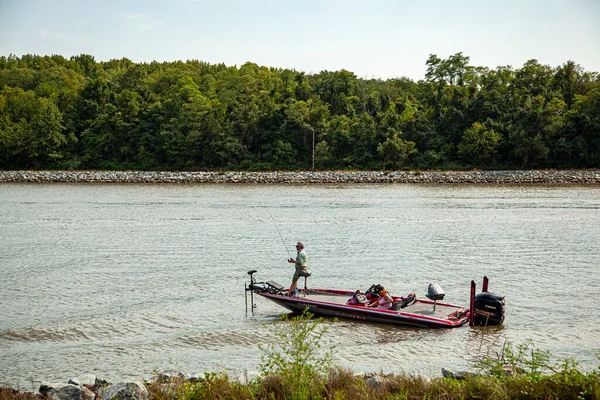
[0,183,599,387]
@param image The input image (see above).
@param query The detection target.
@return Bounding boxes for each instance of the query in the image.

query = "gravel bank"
[1,170,600,184]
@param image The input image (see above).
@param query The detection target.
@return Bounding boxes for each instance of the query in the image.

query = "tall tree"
[0,87,65,168]
[457,121,502,166]
[285,97,330,170]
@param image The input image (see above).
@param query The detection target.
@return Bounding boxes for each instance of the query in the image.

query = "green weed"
[257,309,335,400]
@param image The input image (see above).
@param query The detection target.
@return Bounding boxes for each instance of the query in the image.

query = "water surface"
[1,183,599,388]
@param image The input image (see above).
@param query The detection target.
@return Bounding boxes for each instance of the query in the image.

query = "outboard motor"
[473,292,505,326]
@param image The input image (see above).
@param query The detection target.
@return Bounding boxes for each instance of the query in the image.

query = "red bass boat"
[245,270,505,329]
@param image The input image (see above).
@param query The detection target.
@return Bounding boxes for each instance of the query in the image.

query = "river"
[0,183,599,389]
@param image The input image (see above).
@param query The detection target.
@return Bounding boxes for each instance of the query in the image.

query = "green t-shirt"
[296,250,307,267]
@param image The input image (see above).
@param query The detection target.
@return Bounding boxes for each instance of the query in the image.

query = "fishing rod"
[268,210,292,259]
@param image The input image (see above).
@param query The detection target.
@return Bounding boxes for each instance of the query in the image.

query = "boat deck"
[251,277,486,328]
[300,290,464,319]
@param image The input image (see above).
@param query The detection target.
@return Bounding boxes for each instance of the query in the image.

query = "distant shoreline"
[1,170,600,184]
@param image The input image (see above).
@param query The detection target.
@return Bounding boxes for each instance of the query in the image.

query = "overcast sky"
[1,0,599,80]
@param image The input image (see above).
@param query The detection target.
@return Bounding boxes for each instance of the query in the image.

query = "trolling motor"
[245,270,258,314]
[245,269,286,314]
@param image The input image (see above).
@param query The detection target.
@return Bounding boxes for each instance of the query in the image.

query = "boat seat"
[298,269,311,297]
[298,269,311,278]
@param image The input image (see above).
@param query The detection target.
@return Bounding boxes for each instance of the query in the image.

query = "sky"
[1,0,599,80]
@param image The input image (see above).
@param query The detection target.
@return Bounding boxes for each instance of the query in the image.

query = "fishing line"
[268,210,292,259]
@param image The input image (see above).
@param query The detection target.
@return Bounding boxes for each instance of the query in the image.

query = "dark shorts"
[292,266,307,282]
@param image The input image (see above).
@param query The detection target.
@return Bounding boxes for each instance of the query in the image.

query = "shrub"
[258,309,335,400]
[182,372,253,400]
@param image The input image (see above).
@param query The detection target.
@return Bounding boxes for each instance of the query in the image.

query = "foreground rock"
[1,170,599,184]
[442,365,521,379]
[67,374,107,388]
[19,375,148,400]
[40,384,94,400]
[0,370,208,400]
[99,382,148,400]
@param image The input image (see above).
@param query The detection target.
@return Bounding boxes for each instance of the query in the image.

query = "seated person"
[365,284,382,301]
[367,288,394,309]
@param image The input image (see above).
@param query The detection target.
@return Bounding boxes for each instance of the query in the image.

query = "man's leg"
[289,268,300,293]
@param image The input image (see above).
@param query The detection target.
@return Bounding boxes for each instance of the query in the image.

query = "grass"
[140,367,600,400]
[142,312,600,399]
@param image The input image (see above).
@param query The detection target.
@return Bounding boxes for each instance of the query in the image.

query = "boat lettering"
[335,312,366,320]
[297,302,317,309]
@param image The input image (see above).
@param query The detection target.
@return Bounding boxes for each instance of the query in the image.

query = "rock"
[441,368,477,380]
[1,170,600,184]
[156,370,186,382]
[442,365,521,380]
[408,372,432,384]
[67,374,108,396]
[41,384,94,400]
[365,374,391,388]
[68,374,102,388]
[99,382,148,400]
[39,383,66,397]
[185,373,205,383]
[441,368,454,378]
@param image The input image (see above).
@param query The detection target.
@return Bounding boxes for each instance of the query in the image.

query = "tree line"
[0,53,598,171]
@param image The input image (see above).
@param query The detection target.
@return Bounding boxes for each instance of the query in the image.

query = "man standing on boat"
[288,241,308,294]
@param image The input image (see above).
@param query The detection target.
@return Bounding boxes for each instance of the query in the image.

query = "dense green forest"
[0,53,598,171]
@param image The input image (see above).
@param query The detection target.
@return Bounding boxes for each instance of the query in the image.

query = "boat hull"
[258,290,469,329]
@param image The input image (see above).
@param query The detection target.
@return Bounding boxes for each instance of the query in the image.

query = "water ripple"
[0,327,91,342]
[1,183,599,388]
[178,330,268,350]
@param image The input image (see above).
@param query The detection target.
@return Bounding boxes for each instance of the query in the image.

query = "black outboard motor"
[473,292,505,326]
